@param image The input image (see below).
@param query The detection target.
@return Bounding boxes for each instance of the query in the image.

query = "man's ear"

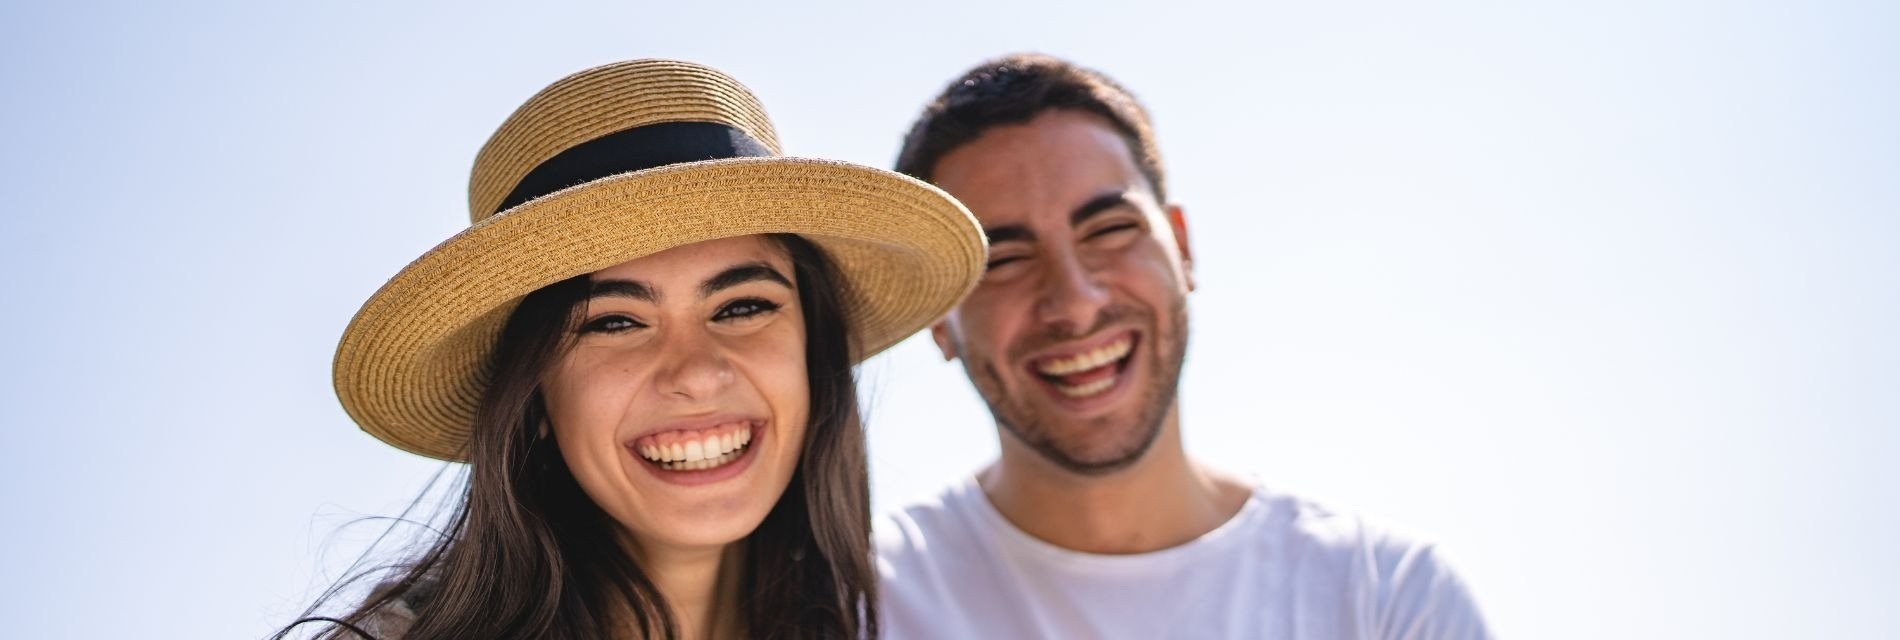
[930,319,959,362]
[1167,203,1195,292]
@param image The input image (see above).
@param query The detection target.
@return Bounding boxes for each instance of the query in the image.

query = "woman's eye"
[579,315,645,334]
[714,298,781,322]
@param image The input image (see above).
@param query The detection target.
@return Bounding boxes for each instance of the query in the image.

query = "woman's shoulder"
[356,600,418,639]
[352,576,439,639]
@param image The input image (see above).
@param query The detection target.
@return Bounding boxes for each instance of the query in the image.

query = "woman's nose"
[652,329,736,401]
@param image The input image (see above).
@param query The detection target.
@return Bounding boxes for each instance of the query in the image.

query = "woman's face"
[542,234,809,553]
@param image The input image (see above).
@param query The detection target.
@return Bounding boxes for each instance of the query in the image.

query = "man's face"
[930,109,1194,475]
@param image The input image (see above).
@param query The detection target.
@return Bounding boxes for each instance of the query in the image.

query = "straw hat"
[334,60,985,461]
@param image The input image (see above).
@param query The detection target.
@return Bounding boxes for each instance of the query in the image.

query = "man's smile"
[1025,330,1139,401]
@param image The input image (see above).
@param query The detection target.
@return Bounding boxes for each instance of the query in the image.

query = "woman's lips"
[633,420,755,470]
[626,419,765,486]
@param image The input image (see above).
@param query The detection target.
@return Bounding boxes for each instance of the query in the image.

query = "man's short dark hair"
[895,53,1168,203]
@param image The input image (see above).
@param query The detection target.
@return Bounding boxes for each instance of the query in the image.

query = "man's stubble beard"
[957,295,1190,476]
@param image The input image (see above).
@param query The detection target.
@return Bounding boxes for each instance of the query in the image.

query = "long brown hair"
[281,234,876,639]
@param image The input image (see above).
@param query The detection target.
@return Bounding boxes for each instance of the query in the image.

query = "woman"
[283,60,984,639]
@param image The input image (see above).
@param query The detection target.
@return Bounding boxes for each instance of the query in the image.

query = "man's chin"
[1004,414,1161,476]
[986,361,1179,476]
[1036,440,1154,476]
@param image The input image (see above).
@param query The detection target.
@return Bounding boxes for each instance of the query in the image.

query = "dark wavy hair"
[894,52,1168,202]
[279,234,875,639]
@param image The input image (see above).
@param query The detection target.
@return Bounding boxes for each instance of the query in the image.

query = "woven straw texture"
[334,61,984,461]
[468,59,781,221]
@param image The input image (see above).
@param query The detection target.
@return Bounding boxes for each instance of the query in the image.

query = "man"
[875,54,1492,639]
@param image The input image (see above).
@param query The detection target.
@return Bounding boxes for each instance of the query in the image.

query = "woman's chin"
[606,472,791,552]
[602,427,802,551]
[624,505,777,552]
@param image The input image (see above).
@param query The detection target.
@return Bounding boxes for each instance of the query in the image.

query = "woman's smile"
[629,416,767,484]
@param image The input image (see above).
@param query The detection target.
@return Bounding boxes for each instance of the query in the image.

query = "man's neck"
[627,538,743,640]
[979,406,1253,555]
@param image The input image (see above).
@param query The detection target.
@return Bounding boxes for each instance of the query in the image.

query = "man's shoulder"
[1250,485,1454,576]
[874,475,1017,626]
[875,476,985,562]
[1250,485,1491,637]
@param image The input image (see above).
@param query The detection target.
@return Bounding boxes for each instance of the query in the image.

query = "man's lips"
[1024,331,1139,399]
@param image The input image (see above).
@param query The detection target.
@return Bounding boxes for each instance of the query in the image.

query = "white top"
[875,476,1492,639]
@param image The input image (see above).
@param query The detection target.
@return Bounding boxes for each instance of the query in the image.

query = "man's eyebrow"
[985,224,1035,245]
[985,191,1140,244]
[1071,191,1139,227]
[589,279,656,302]
[700,262,794,297]
[981,191,1138,245]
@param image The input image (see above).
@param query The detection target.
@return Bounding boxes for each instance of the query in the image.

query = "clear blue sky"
[2,1,1895,638]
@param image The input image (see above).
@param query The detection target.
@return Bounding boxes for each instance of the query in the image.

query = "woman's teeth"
[636,425,753,471]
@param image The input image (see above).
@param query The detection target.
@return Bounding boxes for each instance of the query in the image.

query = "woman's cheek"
[544,349,642,442]
[735,320,809,435]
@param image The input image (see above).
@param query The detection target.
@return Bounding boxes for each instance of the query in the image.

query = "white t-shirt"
[875,476,1492,639]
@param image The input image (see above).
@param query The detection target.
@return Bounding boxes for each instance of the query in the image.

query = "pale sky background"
[2,1,1895,638]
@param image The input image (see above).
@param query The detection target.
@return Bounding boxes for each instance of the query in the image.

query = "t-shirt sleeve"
[1372,542,1493,640]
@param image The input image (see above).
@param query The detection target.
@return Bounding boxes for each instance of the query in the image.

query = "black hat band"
[495,121,773,214]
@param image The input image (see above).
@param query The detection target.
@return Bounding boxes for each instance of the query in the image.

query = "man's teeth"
[1036,337,1133,376]
[637,426,753,471]
[1057,376,1117,398]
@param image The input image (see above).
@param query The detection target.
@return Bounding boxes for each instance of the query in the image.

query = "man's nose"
[1034,249,1110,337]
[653,328,735,401]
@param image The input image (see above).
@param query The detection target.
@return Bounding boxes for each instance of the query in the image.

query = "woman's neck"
[628,538,745,640]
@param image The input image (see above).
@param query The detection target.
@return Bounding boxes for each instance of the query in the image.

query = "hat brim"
[334,156,984,461]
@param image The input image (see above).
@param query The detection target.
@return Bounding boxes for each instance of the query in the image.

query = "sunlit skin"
[541,235,808,639]
[929,110,1252,554]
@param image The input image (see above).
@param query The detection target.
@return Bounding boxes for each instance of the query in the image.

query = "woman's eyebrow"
[700,262,793,297]
[589,279,657,302]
